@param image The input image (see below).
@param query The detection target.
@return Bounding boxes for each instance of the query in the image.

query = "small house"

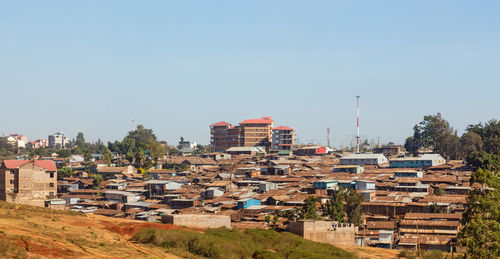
[237,198,261,209]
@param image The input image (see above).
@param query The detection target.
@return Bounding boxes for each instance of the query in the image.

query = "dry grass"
[0,201,179,258]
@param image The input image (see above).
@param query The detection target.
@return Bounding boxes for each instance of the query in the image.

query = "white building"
[7,134,28,148]
[179,140,197,149]
[355,180,376,190]
[48,132,71,149]
[339,153,388,166]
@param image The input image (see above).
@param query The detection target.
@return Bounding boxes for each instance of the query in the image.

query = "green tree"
[179,163,190,172]
[461,131,483,155]
[405,113,462,159]
[301,196,319,220]
[434,187,445,196]
[265,215,271,225]
[345,189,363,226]
[102,146,113,166]
[83,150,93,173]
[148,139,165,166]
[74,132,86,153]
[277,209,300,221]
[323,188,346,222]
[458,168,500,258]
[58,166,75,179]
[166,145,179,156]
[466,120,500,155]
[467,151,500,172]
[429,203,444,213]
[125,125,157,150]
[135,147,146,168]
[91,174,103,189]
[56,149,71,158]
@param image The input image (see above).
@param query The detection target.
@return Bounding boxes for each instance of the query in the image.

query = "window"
[10,171,14,175]
[10,180,14,184]
[50,183,54,187]
[49,173,54,178]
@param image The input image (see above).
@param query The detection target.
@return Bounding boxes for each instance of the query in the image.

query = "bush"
[253,249,282,259]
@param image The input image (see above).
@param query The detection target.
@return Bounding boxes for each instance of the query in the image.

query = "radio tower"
[327,127,331,147]
[356,96,361,153]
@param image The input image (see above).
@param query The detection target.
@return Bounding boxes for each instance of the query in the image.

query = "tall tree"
[75,132,85,147]
[461,131,483,155]
[101,146,113,166]
[301,196,319,220]
[405,113,461,159]
[135,147,146,168]
[466,151,500,172]
[458,169,500,258]
[147,138,165,166]
[345,189,364,226]
[466,120,500,155]
[323,188,346,222]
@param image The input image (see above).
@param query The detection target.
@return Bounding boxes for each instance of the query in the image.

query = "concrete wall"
[289,220,357,247]
[162,214,231,229]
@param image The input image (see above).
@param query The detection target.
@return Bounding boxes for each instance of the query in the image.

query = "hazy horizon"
[1,1,499,147]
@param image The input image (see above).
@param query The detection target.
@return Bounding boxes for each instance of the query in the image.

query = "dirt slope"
[0,202,180,258]
[0,202,404,259]
[338,245,400,259]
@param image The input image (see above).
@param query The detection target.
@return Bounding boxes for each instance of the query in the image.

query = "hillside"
[0,201,180,258]
[131,227,355,258]
[0,202,400,258]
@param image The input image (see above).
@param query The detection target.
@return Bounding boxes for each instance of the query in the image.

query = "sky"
[1,1,499,147]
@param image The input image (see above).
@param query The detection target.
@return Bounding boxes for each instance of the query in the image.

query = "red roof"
[240,119,273,125]
[211,121,231,127]
[2,160,57,171]
[273,126,294,131]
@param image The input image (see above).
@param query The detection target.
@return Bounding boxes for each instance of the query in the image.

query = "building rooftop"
[2,160,57,171]
[211,121,231,127]
[340,153,386,160]
[273,126,294,131]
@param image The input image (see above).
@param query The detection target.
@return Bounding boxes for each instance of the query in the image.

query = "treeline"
[458,154,500,257]
[107,125,165,169]
[404,113,500,165]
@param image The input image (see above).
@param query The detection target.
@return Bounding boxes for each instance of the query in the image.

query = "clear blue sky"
[1,1,499,147]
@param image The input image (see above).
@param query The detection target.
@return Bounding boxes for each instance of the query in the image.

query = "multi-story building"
[0,160,57,207]
[210,117,276,152]
[239,117,274,147]
[272,126,295,151]
[6,134,28,148]
[28,139,48,149]
[48,132,71,149]
[210,121,239,152]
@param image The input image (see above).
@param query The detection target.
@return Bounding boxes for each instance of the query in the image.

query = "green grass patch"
[131,227,355,259]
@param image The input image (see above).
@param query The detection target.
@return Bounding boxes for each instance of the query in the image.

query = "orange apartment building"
[0,160,57,207]
[211,117,281,152]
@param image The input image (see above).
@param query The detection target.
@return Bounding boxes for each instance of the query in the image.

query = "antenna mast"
[327,127,331,147]
[356,96,361,153]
